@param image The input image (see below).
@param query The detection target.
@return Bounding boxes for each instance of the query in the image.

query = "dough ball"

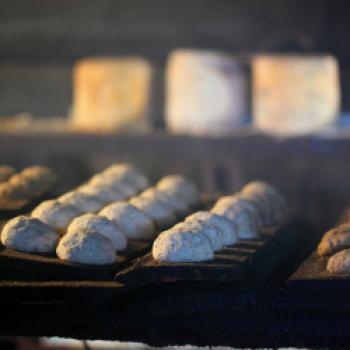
[140,187,191,218]
[31,200,82,234]
[241,181,287,226]
[56,230,116,265]
[100,202,155,239]
[212,195,262,228]
[129,195,177,229]
[156,175,199,206]
[1,215,59,253]
[77,183,126,204]
[327,249,350,274]
[317,224,350,256]
[67,213,127,250]
[185,211,237,246]
[102,163,149,191]
[0,165,16,182]
[174,219,223,251]
[89,173,137,198]
[20,166,58,192]
[0,182,29,200]
[152,228,214,262]
[59,191,105,213]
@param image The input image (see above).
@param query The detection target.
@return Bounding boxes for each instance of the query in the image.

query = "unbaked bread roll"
[185,211,238,246]
[67,213,127,250]
[0,166,15,182]
[327,249,350,274]
[58,191,105,213]
[317,224,350,256]
[156,175,199,206]
[173,220,223,251]
[129,195,177,229]
[56,230,116,265]
[1,216,59,253]
[31,200,82,234]
[20,166,57,192]
[152,225,214,262]
[100,202,155,239]
[140,187,191,217]
[77,183,126,204]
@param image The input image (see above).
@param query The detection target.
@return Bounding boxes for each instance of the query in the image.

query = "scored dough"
[67,213,127,250]
[1,215,59,253]
[156,175,199,206]
[317,224,350,256]
[129,195,177,229]
[58,191,105,213]
[100,202,155,239]
[56,230,116,265]
[31,200,82,234]
[152,228,214,262]
[327,248,350,274]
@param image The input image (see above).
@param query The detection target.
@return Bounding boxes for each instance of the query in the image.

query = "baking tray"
[115,218,313,291]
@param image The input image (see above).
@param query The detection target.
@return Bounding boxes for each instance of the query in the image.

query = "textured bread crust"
[327,248,350,274]
[67,213,127,250]
[31,200,82,235]
[317,224,350,256]
[129,196,177,229]
[56,230,116,265]
[152,228,214,262]
[100,202,155,239]
[185,210,237,246]
[1,216,59,253]
[58,191,105,213]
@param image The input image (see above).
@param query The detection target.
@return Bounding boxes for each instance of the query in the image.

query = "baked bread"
[58,191,105,213]
[0,166,15,182]
[67,213,127,250]
[140,187,191,217]
[327,248,350,274]
[129,195,177,229]
[185,211,238,246]
[56,230,116,265]
[31,200,82,234]
[173,219,223,251]
[152,227,214,262]
[156,175,199,206]
[317,224,350,256]
[1,216,59,253]
[102,163,149,191]
[100,202,155,239]
[88,173,137,198]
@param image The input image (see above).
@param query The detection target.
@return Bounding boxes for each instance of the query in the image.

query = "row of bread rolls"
[152,181,288,262]
[0,166,57,200]
[58,175,198,264]
[1,169,199,265]
[317,223,350,274]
